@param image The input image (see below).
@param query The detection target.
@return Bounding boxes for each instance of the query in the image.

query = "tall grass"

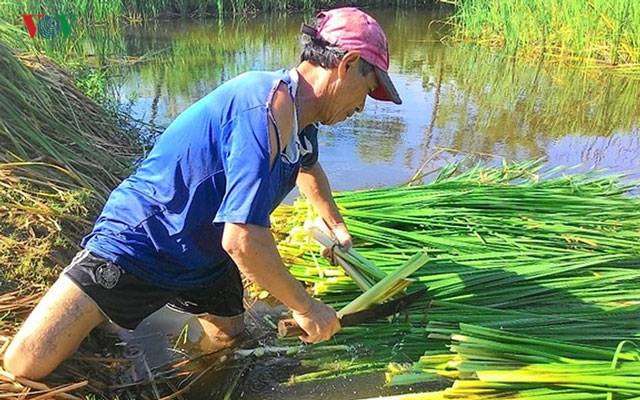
[448,0,640,68]
[1,0,434,23]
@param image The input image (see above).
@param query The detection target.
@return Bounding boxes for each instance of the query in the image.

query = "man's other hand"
[292,299,341,343]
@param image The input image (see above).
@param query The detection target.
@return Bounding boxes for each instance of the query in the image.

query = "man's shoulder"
[201,69,290,122]
[219,69,289,97]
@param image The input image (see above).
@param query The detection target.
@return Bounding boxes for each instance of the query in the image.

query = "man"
[4,7,402,380]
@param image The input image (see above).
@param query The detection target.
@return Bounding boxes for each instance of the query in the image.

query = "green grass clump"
[0,173,91,283]
[447,0,640,69]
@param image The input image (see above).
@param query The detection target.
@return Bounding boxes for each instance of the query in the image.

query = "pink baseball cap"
[302,7,402,105]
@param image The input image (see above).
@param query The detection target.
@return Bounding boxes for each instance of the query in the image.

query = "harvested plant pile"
[0,32,143,398]
[0,37,139,283]
[270,160,640,399]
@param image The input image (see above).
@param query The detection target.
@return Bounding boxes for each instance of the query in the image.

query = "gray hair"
[300,17,375,77]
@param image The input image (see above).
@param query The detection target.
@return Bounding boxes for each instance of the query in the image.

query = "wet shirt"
[81,69,318,290]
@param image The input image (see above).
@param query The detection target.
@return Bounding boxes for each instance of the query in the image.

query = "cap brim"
[369,67,402,105]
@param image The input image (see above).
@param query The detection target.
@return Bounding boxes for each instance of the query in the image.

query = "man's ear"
[338,51,361,79]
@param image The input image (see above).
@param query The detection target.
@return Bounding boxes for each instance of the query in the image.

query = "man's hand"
[330,221,352,250]
[292,299,341,343]
[296,163,352,261]
[318,220,353,261]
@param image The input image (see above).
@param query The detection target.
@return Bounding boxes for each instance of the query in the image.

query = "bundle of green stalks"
[275,160,640,308]
[445,0,640,70]
[268,160,640,394]
[386,323,640,400]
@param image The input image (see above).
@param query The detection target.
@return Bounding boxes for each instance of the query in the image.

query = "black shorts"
[62,249,245,330]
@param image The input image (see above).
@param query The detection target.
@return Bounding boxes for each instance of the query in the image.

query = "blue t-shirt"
[81,69,318,290]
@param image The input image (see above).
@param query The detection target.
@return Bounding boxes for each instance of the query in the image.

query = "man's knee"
[3,336,50,380]
[198,313,245,340]
[224,314,245,338]
[3,275,105,380]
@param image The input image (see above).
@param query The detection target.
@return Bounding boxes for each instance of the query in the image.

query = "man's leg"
[3,275,106,380]
[170,264,246,349]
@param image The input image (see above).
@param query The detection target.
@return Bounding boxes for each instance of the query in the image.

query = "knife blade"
[278,288,428,338]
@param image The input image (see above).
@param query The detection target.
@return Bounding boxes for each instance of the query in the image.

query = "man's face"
[324,54,379,125]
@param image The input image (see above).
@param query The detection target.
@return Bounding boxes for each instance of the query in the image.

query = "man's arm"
[222,222,340,343]
[296,162,352,249]
[216,83,339,343]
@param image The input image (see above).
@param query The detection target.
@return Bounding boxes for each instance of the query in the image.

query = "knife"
[277,288,428,338]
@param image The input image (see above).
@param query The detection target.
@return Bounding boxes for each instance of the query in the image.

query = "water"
[84,8,640,399]
[111,8,640,197]
[111,303,444,399]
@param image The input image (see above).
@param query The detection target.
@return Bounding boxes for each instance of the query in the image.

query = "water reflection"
[103,9,640,191]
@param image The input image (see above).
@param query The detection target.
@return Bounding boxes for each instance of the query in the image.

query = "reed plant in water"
[1,0,434,23]
[446,0,640,69]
